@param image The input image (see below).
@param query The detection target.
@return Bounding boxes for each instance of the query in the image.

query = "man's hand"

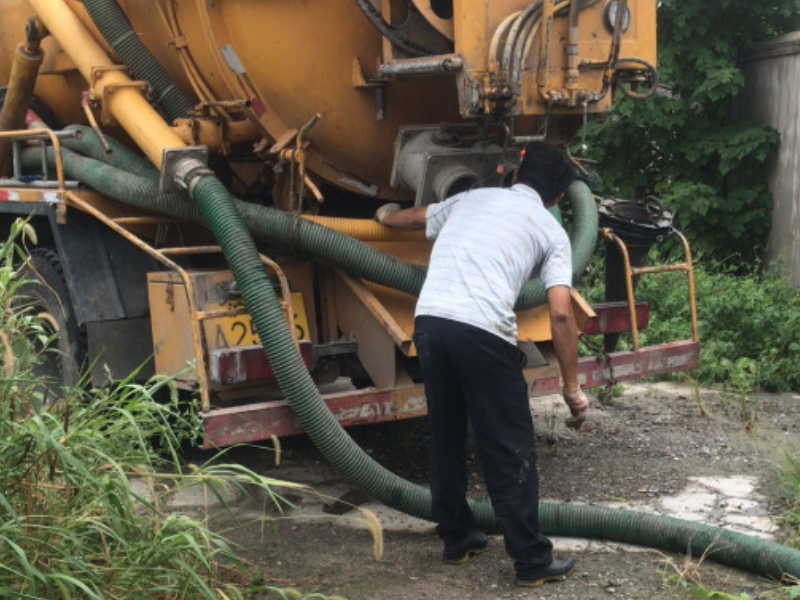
[375,203,402,224]
[374,204,427,230]
[562,385,589,430]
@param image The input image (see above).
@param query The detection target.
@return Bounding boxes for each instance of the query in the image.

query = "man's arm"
[547,285,579,390]
[547,285,589,425]
[375,203,427,230]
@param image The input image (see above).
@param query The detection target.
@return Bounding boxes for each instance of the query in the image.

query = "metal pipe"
[538,0,556,100]
[566,0,581,97]
[377,54,464,78]
[602,227,700,350]
[27,0,186,168]
[111,216,183,225]
[675,229,700,342]
[0,40,44,174]
[603,229,640,349]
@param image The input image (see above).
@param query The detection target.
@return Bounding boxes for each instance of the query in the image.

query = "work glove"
[562,385,589,430]
[374,202,402,224]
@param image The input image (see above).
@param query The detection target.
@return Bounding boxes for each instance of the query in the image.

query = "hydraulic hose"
[82,0,194,121]
[25,144,594,309]
[25,146,800,580]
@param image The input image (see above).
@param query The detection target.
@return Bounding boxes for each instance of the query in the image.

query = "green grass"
[0,218,352,599]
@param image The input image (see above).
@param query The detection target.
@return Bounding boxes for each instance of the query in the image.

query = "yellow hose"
[301,215,426,242]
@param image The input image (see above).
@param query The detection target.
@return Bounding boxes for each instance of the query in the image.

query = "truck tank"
[0,0,656,205]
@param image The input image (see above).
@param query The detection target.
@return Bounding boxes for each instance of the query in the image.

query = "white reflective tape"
[221,44,246,75]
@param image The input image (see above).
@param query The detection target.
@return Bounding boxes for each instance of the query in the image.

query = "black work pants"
[413,316,553,574]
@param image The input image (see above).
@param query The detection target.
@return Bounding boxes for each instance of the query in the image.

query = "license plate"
[206,292,310,349]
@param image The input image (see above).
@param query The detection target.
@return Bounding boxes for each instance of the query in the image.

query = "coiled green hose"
[82,0,195,121]
[25,144,592,309]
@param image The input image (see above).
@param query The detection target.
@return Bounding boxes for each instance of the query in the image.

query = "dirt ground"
[197,382,800,599]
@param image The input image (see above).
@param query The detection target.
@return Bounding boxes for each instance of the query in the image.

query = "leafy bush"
[580,253,800,392]
[0,219,354,600]
[580,0,800,260]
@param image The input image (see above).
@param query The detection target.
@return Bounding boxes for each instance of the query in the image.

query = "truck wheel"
[17,248,84,394]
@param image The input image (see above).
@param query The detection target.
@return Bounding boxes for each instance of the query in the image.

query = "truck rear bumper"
[201,339,699,448]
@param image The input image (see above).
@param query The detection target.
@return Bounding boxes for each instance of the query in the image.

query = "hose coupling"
[174,157,213,195]
[158,145,210,194]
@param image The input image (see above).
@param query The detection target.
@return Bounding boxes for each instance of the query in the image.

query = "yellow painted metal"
[601,227,698,350]
[171,117,259,150]
[523,0,657,113]
[0,0,656,196]
[364,238,595,349]
[27,0,186,167]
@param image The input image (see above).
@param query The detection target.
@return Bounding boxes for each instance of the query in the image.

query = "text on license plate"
[207,292,310,349]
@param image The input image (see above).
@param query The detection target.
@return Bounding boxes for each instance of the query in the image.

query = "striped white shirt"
[415,184,572,345]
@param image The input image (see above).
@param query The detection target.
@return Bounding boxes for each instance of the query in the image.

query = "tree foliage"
[582,0,800,260]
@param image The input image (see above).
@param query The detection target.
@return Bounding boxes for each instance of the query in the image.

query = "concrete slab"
[167,480,243,510]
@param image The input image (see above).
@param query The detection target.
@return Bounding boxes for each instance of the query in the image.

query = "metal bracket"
[89,65,151,125]
[159,146,209,195]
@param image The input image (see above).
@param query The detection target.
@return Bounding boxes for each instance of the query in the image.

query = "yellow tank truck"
[0,3,697,446]
[0,0,697,444]
[24,1,800,580]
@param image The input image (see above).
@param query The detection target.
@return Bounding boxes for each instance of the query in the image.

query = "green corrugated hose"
[24,144,800,581]
[189,172,800,582]
[82,0,195,121]
[25,143,593,309]
[61,125,157,178]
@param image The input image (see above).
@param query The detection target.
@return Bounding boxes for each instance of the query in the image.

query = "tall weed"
[0,220,353,599]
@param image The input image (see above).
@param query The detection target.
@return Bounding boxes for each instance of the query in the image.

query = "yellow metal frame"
[65,190,297,411]
[601,227,699,350]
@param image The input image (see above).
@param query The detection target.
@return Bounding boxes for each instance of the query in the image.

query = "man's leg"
[449,324,553,574]
[413,316,477,540]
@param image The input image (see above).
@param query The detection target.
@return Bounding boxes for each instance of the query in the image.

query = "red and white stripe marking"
[0,190,21,202]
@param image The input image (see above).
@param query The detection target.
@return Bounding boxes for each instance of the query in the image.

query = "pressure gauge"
[604,1,632,33]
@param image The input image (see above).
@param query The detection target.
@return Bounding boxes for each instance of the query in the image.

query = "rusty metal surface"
[210,340,313,386]
[582,301,650,335]
[531,340,700,395]
[201,385,428,448]
[201,340,699,447]
[377,54,463,78]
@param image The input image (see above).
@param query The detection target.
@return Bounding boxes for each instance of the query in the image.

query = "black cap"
[517,142,577,204]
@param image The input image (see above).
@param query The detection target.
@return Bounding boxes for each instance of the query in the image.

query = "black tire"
[16,248,84,392]
[0,86,61,129]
